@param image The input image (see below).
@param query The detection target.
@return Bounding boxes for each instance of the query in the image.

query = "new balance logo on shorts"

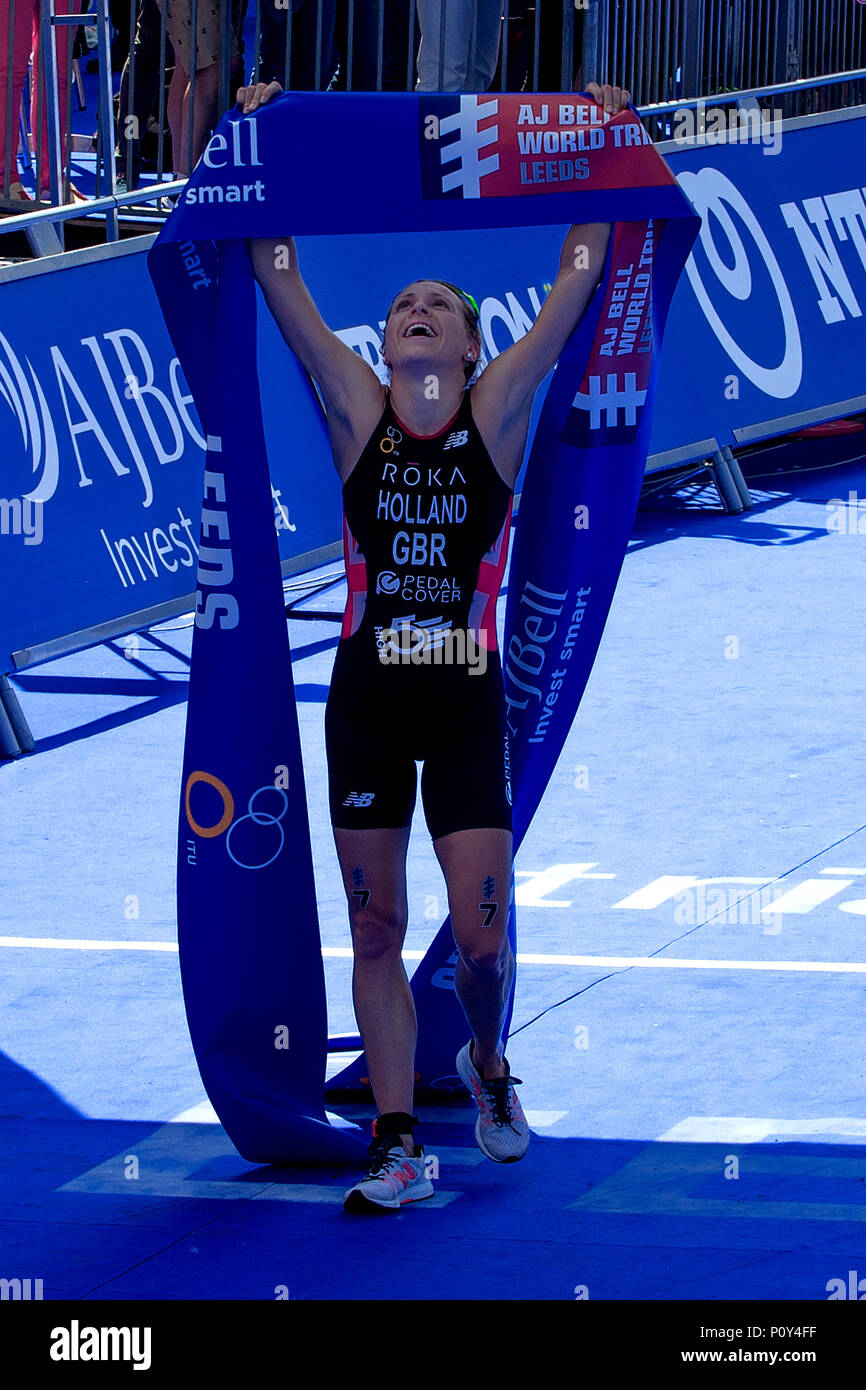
[342,791,376,807]
[443,429,469,450]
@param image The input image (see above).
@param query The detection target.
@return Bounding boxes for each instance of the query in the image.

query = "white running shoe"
[343,1135,434,1213]
[456,1041,530,1163]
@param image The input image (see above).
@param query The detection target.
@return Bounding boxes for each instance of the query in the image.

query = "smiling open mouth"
[403,323,436,337]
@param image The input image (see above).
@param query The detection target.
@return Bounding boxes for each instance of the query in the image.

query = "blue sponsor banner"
[0,247,338,670]
[651,109,866,453]
[3,109,865,675]
[174,239,366,1162]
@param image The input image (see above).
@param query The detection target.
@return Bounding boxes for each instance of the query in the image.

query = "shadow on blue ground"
[3,1049,866,1301]
[630,443,866,551]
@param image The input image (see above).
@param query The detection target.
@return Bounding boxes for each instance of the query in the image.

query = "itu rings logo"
[184,771,288,870]
[379,425,402,454]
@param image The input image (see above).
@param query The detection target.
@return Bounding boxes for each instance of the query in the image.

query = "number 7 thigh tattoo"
[351,864,371,911]
[479,873,498,928]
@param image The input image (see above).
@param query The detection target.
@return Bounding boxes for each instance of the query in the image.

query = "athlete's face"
[384,282,478,377]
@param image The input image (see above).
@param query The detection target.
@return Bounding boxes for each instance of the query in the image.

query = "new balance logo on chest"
[443,429,469,450]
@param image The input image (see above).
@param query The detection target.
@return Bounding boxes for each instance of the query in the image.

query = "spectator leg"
[290,0,336,90]
[415,0,472,91]
[109,0,134,70]
[257,0,287,86]
[117,0,169,184]
[382,0,413,90]
[469,0,503,92]
[30,0,84,197]
[165,57,185,172]
[259,0,337,91]
[173,54,242,176]
[0,0,35,195]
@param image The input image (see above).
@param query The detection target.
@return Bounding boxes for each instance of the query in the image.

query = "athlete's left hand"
[583,82,632,116]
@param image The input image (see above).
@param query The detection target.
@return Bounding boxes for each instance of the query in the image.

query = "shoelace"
[365,1137,414,1179]
[481,1074,523,1127]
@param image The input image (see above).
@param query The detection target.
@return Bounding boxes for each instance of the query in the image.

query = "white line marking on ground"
[2,937,865,972]
[330,1106,569,1128]
[170,1101,567,1132]
[659,1116,866,1143]
[0,937,181,950]
[512,954,866,972]
[570,1117,866,1227]
[170,1101,223,1123]
[56,1120,464,1205]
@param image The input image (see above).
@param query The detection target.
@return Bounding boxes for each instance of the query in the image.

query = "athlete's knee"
[456,937,510,976]
[349,905,407,961]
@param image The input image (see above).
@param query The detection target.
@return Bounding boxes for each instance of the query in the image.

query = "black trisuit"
[325,385,514,841]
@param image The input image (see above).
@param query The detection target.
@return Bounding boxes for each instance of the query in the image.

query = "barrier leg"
[707,450,744,514]
[0,689,23,759]
[0,675,33,755]
[722,445,754,510]
[0,675,34,754]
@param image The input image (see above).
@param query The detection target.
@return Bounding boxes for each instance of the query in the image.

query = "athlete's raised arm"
[239,81,383,427]
[472,82,631,428]
[472,220,611,427]
[247,234,383,426]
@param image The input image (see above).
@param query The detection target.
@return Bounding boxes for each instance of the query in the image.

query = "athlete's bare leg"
[333,825,417,1155]
[432,826,515,1079]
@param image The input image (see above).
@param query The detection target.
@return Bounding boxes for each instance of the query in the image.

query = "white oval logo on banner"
[0,331,59,503]
[678,167,802,399]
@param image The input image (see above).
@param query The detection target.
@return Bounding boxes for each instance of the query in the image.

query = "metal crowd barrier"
[0,0,864,246]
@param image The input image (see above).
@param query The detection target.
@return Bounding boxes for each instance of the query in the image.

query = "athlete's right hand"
[236,81,283,114]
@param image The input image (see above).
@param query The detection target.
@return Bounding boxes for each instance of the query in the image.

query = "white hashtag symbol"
[572,373,648,428]
[439,96,500,198]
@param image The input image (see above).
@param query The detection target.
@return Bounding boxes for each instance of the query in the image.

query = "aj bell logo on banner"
[419,95,500,199]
